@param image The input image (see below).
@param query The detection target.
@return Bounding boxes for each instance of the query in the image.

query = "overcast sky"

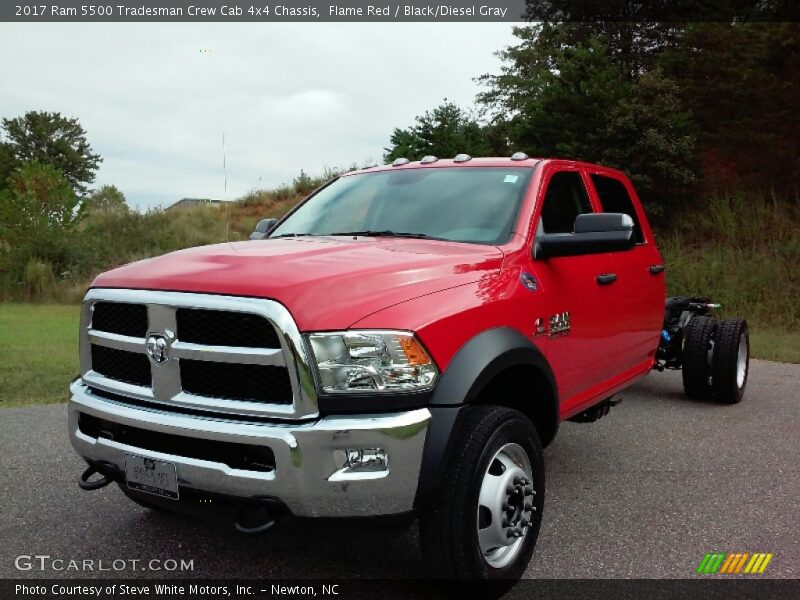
[0,23,518,210]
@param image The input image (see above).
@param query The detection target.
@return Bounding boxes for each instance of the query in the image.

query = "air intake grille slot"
[78,413,276,472]
[92,302,148,337]
[91,345,151,387]
[176,308,281,348]
[180,359,292,404]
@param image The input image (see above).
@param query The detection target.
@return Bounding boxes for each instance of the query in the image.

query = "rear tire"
[419,406,544,592]
[712,319,749,404]
[682,316,717,400]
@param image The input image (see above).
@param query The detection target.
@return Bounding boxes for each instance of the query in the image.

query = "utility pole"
[223,132,229,241]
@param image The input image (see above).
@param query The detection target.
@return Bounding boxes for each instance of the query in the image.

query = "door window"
[590,174,644,243]
[539,171,593,234]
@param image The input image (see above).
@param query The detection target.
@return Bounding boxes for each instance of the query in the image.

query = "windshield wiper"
[269,232,316,238]
[326,230,447,241]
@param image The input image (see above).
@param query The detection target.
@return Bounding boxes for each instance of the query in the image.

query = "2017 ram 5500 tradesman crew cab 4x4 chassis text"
[69,155,749,585]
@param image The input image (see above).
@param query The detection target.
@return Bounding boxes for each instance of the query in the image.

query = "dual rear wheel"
[682,317,749,404]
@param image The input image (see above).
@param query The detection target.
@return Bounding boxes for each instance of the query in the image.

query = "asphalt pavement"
[1,360,798,580]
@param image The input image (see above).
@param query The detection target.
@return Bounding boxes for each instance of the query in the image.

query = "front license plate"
[125,455,179,500]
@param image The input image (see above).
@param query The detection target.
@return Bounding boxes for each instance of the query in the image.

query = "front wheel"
[419,406,544,590]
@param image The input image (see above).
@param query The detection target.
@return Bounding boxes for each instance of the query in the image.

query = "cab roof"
[346,156,627,180]
[351,157,541,175]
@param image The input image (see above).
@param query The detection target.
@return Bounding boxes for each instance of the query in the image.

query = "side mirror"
[534,213,635,259]
[250,218,279,240]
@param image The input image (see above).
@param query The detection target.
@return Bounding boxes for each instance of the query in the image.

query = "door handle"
[596,273,618,285]
[649,264,665,274]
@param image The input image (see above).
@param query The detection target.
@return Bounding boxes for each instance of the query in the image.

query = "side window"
[539,171,593,234]
[590,174,644,243]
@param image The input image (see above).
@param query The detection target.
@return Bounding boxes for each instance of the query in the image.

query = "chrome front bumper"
[68,381,430,518]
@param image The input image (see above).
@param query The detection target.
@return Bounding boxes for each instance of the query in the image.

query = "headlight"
[307,330,438,393]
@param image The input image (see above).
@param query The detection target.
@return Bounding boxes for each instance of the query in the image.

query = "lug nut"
[520,518,529,527]
[524,503,533,511]
[501,502,511,511]
[524,487,533,496]
[506,485,515,494]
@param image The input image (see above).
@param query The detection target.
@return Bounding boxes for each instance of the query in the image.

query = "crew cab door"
[586,172,665,373]
[531,168,622,411]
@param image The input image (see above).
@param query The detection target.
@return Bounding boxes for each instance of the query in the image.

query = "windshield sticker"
[504,174,519,183]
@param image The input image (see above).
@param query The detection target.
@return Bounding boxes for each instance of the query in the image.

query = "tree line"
[385,22,799,217]
[0,111,132,297]
[1,20,797,298]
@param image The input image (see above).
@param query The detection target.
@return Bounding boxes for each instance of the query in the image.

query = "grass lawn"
[0,303,797,408]
[0,304,79,408]
[749,328,800,365]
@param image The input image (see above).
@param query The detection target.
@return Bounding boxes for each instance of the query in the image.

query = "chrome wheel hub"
[736,333,748,388]
[476,442,535,569]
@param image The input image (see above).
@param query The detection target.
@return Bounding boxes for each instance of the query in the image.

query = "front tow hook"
[78,462,119,491]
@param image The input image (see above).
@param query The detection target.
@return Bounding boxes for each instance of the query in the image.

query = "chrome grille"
[90,345,151,387]
[92,302,148,337]
[176,308,281,348]
[179,359,292,404]
[79,289,318,419]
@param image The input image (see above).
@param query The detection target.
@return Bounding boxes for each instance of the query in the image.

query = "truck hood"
[92,237,504,330]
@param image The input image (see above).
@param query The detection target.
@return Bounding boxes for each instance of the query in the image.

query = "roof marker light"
[453,153,472,162]
[392,158,410,166]
[420,155,439,164]
[511,152,530,161]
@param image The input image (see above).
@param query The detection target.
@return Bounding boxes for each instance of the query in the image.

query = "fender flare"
[429,327,557,407]
[414,327,559,508]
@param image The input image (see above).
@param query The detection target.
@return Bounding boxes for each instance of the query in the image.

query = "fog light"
[330,448,389,481]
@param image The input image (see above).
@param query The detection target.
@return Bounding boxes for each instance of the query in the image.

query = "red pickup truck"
[69,155,749,586]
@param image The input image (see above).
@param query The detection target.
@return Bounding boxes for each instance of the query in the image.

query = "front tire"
[419,406,544,590]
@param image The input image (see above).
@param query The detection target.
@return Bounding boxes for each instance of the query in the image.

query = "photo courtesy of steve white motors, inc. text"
[15,584,338,597]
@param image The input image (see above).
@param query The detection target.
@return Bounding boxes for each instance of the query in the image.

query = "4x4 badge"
[548,312,571,337]
[534,317,546,336]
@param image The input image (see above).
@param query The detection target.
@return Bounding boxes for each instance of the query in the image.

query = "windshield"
[270,167,534,245]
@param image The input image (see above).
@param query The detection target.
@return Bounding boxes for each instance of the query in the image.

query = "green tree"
[292,170,316,195]
[602,68,696,210]
[1,111,102,195]
[669,22,800,194]
[479,20,799,201]
[478,26,696,213]
[384,101,498,162]
[85,184,129,215]
[0,162,83,279]
[0,143,19,190]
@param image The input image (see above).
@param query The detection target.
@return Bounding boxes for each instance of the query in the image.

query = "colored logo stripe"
[697,553,725,573]
[719,553,737,573]
[697,552,773,574]
[744,553,774,574]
